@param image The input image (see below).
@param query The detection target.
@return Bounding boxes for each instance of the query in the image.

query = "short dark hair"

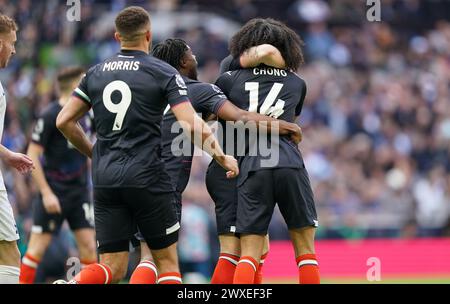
[115,6,150,42]
[152,38,189,70]
[57,66,85,93]
[0,14,18,34]
[229,18,304,71]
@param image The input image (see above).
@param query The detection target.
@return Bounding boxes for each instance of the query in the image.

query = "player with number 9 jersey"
[74,55,190,191]
[72,48,190,254]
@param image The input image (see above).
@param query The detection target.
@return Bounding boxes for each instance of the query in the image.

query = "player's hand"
[217,155,239,179]
[42,191,62,214]
[4,151,34,175]
[289,124,303,145]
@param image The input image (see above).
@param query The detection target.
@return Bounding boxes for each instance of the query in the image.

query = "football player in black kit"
[214,18,320,284]
[55,6,238,284]
[129,38,302,284]
[20,67,96,284]
[207,44,292,284]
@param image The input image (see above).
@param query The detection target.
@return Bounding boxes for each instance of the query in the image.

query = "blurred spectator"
[178,201,214,283]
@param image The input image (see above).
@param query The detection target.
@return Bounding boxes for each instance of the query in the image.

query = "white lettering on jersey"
[175,74,187,89]
[103,61,140,72]
[253,67,287,77]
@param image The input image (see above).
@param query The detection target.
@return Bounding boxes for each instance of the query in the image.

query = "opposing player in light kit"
[56,6,238,284]
[19,67,97,284]
[0,14,34,284]
[129,38,301,284]
[214,18,320,284]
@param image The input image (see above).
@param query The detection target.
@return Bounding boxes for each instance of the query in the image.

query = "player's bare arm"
[27,143,61,214]
[0,144,33,175]
[240,44,286,69]
[217,101,302,144]
[171,102,239,178]
[56,96,93,158]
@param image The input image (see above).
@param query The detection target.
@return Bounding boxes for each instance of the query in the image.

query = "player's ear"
[146,30,151,42]
[114,32,121,43]
[179,52,189,68]
[179,57,187,69]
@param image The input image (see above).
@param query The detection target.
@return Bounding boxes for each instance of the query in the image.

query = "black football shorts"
[32,184,93,234]
[205,161,238,235]
[134,190,182,242]
[94,187,179,253]
[236,167,318,235]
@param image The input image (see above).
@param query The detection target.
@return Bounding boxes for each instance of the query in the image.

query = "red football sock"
[130,260,158,284]
[233,256,258,284]
[158,272,182,284]
[72,263,112,284]
[19,253,40,284]
[296,254,320,284]
[254,252,268,284]
[211,253,239,284]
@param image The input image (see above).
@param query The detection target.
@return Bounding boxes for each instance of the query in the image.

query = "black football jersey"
[31,102,91,188]
[215,65,307,186]
[161,76,227,194]
[219,55,241,74]
[73,50,190,191]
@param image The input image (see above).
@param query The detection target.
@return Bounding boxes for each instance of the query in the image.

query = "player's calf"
[254,234,270,284]
[233,234,265,284]
[151,243,182,284]
[289,227,320,284]
[71,252,128,284]
[19,232,52,283]
[130,242,157,284]
[211,234,240,284]
[74,228,97,266]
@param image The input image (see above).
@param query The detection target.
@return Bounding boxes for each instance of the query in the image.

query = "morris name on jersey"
[103,60,140,72]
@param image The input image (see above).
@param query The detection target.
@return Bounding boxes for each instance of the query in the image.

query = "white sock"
[0,265,20,284]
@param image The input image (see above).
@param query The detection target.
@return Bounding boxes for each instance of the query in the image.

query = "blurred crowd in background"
[0,0,450,282]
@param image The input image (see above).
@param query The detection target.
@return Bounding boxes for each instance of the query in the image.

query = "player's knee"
[0,241,20,267]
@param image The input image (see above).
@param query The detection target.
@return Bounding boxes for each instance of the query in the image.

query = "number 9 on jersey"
[102,80,132,131]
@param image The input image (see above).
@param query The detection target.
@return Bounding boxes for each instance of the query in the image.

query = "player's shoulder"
[144,55,179,75]
[289,71,306,86]
[186,77,220,93]
[182,76,199,87]
[141,56,186,86]
[216,69,241,85]
[82,62,102,78]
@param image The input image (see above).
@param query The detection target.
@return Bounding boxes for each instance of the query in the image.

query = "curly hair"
[152,38,189,70]
[229,18,304,71]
